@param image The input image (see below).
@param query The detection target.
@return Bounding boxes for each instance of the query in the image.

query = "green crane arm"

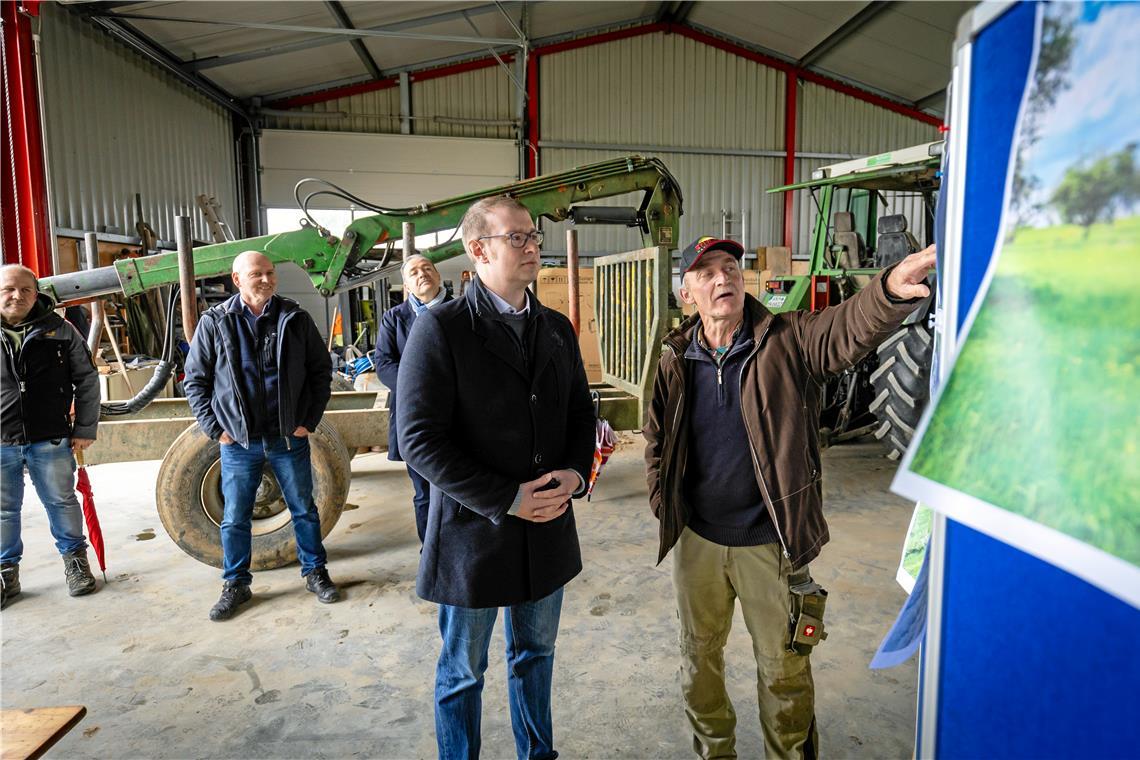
[39,156,682,305]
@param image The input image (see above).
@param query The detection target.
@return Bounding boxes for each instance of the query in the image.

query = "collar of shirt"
[484,284,530,316]
[241,294,277,319]
[408,288,446,315]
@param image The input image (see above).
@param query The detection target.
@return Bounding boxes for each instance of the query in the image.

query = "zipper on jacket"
[737,323,792,562]
[277,309,299,439]
[2,335,29,444]
[221,314,252,445]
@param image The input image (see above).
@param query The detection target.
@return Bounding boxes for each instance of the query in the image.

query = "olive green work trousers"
[672,528,820,759]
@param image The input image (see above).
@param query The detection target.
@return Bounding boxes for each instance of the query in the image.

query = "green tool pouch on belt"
[787,572,829,656]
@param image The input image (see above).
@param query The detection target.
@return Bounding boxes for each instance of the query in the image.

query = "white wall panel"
[259,130,518,209]
[260,130,516,320]
[39,4,236,243]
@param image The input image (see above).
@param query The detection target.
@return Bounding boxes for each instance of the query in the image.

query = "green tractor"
[764,141,942,458]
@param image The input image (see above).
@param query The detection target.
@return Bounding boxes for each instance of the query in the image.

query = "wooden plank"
[0,706,86,760]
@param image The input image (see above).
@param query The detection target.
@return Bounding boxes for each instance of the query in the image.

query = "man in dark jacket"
[397,196,595,759]
[644,237,936,759]
[1,264,100,607]
[184,251,339,621]
[373,253,450,543]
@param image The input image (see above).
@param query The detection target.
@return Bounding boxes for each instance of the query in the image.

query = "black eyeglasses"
[477,230,544,248]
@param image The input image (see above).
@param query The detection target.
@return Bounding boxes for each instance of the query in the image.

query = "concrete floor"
[1,438,917,759]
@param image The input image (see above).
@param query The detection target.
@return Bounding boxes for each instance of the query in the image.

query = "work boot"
[62,550,97,597]
[305,567,340,604]
[209,583,252,622]
[1,564,19,609]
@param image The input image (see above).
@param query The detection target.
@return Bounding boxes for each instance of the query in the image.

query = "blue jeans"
[435,587,564,760]
[408,465,430,543]
[219,435,327,585]
[1,439,88,564]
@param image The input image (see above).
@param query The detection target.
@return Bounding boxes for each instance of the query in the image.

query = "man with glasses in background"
[396,196,596,759]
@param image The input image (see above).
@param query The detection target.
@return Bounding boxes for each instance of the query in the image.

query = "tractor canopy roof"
[768,141,943,194]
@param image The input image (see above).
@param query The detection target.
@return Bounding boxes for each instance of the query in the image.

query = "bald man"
[184,251,338,621]
[373,254,450,543]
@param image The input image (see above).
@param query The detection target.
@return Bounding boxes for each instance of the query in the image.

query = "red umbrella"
[587,417,618,501]
[74,450,107,581]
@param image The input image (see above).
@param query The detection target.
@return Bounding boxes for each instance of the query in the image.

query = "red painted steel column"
[525,52,539,179]
[783,70,797,249]
[1,0,52,273]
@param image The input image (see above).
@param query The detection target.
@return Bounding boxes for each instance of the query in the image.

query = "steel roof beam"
[797,1,894,68]
[672,2,697,25]
[82,12,248,117]
[324,1,384,81]
[179,4,522,72]
[914,87,946,112]
[97,11,526,51]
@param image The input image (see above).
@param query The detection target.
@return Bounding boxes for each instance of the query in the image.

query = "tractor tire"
[155,420,351,570]
[869,322,933,460]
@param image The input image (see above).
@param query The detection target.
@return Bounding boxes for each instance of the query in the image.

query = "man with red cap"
[645,235,936,759]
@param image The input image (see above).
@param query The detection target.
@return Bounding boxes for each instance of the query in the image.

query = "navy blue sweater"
[236,296,281,437]
[682,318,780,547]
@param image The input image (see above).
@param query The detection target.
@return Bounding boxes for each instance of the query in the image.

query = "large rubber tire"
[155,420,351,570]
[869,322,933,460]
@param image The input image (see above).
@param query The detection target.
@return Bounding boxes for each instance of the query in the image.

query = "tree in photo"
[1009,12,1076,231]
[1051,143,1139,235]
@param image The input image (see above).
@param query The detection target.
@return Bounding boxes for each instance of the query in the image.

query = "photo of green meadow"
[910,216,1140,566]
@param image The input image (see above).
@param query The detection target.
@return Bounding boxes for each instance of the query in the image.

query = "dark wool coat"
[372,294,451,461]
[396,280,595,608]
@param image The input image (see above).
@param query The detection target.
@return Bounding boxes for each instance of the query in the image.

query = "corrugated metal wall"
[39,5,237,243]
[792,81,941,254]
[413,67,517,140]
[539,33,785,256]
[261,66,517,140]
[262,88,401,134]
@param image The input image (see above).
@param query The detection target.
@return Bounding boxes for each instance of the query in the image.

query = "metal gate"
[594,246,672,426]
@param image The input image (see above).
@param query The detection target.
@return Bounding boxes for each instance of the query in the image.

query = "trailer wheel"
[155,420,351,570]
[869,323,933,460]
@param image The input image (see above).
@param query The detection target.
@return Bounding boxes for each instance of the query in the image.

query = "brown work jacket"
[644,269,921,569]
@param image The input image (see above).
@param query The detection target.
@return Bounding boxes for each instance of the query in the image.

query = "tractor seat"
[833,212,866,269]
[875,214,919,269]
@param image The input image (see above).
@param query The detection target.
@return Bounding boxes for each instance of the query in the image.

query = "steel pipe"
[175,216,198,342]
[84,233,105,354]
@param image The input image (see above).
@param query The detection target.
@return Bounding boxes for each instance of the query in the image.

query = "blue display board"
[937,3,1140,756]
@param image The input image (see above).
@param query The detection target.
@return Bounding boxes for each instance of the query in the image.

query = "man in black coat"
[373,254,450,543]
[184,251,340,621]
[1,264,100,607]
[397,196,595,759]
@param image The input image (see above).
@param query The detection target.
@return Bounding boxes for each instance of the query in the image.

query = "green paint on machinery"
[39,156,683,304]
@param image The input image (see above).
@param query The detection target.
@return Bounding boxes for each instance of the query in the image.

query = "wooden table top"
[1,706,87,760]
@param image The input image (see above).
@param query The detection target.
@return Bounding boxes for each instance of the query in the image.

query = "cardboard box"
[792,259,810,276]
[765,246,792,276]
[536,268,602,383]
[98,365,175,402]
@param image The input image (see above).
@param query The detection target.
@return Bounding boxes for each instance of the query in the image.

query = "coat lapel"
[466,284,529,381]
[527,310,563,386]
